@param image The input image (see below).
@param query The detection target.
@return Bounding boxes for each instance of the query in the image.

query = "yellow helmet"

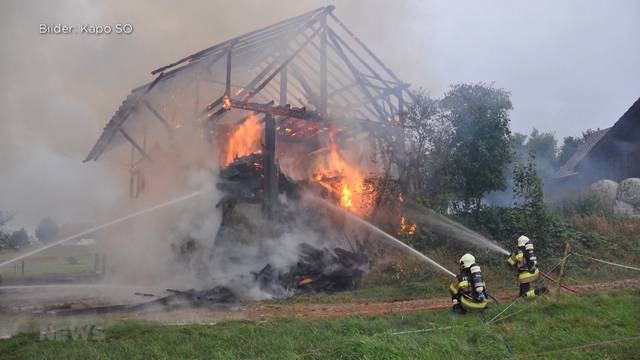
[459,253,475,269]
[517,235,530,247]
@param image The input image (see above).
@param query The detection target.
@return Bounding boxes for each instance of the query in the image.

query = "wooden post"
[556,242,571,299]
[21,260,25,277]
[263,113,278,218]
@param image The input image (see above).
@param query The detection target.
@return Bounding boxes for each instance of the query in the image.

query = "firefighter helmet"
[459,253,475,269]
[517,235,530,247]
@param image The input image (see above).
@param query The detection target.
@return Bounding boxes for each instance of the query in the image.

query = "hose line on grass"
[572,253,640,272]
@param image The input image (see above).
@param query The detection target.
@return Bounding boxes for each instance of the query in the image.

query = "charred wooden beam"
[328,30,388,122]
[278,66,309,105]
[263,113,278,218]
[244,25,322,102]
[329,82,358,98]
[279,44,288,106]
[144,72,164,94]
[360,73,405,88]
[229,100,323,122]
[294,41,379,120]
[203,19,319,117]
[328,12,417,102]
[287,62,320,108]
[225,44,233,96]
[119,128,151,161]
[293,33,362,111]
[151,7,326,75]
[329,30,397,105]
[320,14,328,115]
[143,100,173,132]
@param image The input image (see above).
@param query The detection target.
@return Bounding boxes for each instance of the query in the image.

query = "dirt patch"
[2,279,638,324]
[96,278,640,322]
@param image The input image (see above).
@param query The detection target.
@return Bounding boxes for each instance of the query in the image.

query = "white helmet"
[459,253,475,269]
[517,235,530,247]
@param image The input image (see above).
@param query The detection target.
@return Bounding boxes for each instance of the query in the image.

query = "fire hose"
[485,292,500,305]
[572,253,640,272]
[539,271,578,293]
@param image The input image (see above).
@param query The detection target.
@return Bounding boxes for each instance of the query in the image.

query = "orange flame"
[311,131,374,215]
[397,216,417,236]
[341,183,354,209]
[225,113,263,165]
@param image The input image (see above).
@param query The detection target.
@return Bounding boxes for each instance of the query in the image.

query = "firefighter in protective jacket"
[507,235,547,297]
[449,253,488,314]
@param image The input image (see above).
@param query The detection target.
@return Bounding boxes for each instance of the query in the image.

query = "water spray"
[303,193,456,277]
[401,200,510,256]
[0,190,202,269]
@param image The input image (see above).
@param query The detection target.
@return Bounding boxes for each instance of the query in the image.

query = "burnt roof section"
[85,6,415,162]
[555,128,609,178]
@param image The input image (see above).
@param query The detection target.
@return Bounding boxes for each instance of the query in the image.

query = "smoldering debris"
[215,152,300,222]
[152,151,371,312]
[37,242,367,315]
[254,242,368,297]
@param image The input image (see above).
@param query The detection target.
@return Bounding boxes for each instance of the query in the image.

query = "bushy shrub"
[8,228,29,249]
[363,256,432,286]
[553,190,614,218]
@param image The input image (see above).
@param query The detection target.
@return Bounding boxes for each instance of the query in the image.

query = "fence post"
[556,242,571,299]
[21,260,25,277]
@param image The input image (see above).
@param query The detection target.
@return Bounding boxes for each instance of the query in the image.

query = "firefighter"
[449,253,488,314]
[507,235,547,297]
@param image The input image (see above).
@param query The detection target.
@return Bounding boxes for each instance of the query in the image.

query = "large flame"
[225,113,263,165]
[312,131,373,216]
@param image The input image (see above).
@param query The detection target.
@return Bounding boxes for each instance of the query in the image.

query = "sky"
[0,0,638,229]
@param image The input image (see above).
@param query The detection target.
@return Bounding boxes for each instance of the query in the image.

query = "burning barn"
[83,6,417,300]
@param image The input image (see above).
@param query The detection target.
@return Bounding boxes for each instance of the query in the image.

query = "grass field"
[1,289,638,359]
[0,245,101,282]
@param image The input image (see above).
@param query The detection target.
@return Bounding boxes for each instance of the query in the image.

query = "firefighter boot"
[534,286,548,296]
[452,299,467,314]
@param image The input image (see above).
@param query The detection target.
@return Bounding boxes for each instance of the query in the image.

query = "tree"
[526,129,557,165]
[399,90,454,209]
[526,128,558,179]
[8,228,29,249]
[557,128,599,166]
[512,152,547,239]
[35,217,59,243]
[441,83,513,216]
[0,211,14,251]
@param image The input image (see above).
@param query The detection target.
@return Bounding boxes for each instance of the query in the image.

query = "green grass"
[1,290,638,359]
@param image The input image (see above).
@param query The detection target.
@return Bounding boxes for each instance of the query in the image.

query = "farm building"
[554,97,640,189]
